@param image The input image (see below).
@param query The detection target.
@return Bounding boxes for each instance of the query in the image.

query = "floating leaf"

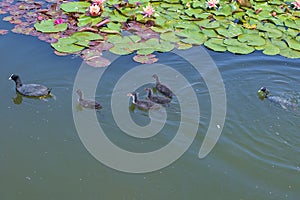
[238,34,266,46]
[77,15,103,27]
[285,37,300,51]
[71,32,103,41]
[51,42,85,53]
[160,31,180,42]
[181,32,207,45]
[280,48,300,58]
[60,2,90,13]
[263,43,280,55]
[0,29,8,35]
[204,38,227,52]
[81,49,111,67]
[133,54,158,64]
[225,39,255,54]
[34,19,67,33]
[216,25,243,37]
[176,41,193,50]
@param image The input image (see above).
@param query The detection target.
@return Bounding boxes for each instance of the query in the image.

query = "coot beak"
[8,74,13,80]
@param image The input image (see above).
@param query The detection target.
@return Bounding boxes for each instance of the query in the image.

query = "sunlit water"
[1,20,300,199]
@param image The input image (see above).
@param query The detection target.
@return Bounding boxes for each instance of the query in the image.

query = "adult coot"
[9,74,51,97]
[76,89,102,109]
[152,74,173,98]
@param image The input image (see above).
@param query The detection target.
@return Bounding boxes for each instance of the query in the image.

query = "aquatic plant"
[1,0,300,67]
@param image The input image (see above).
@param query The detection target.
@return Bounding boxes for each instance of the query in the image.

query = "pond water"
[1,20,300,199]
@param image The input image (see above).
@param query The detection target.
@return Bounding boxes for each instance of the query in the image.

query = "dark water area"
[1,18,300,200]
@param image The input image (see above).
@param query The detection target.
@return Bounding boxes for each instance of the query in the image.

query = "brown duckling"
[144,87,171,105]
[76,89,102,110]
[152,74,173,98]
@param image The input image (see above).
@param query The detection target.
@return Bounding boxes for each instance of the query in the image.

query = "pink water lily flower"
[93,0,106,4]
[292,0,300,9]
[206,0,219,9]
[143,4,155,18]
[89,3,102,16]
[54,18,64,25]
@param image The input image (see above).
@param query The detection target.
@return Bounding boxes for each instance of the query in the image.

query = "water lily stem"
[95,18,110,27]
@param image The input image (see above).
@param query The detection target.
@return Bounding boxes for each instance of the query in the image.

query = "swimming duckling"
[152,74,173,98]
[9,74,51,98]
[144,87,171,105]
[76,89,102,110]
[258,87,298,109]
[127,92,159,110]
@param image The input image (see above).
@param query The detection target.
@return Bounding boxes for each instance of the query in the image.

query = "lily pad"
[285,37,300,51]
[204,38,227,52]
[71,32,103,41]
[0,29,8,35]
[160,31,180,42]
[133,54,158,64]
[60,2,90,13]
[51,41,85,53]
[279,48,300,58]
[238,34,266,46]
[225,39,255,54]
[81,49,111,67]
[34,19,67,33]
[263,43,280,55]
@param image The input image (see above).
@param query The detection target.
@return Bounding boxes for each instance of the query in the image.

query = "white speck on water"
[25,176,31,181]
[275,132,280,136]
[217,124,221,129]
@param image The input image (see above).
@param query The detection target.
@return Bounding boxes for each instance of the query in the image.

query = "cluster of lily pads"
[1,0,300,67]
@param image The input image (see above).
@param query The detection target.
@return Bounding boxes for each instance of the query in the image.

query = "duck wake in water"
[257,87,299,111]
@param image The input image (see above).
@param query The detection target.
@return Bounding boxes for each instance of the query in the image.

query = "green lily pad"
[109,43,134,55]
[181,32,207,45]
[51,41,85,53]
[279,48,300,58]
[71,32,103,41]
[285,37,300,51]
[225,39,255,54]
[284,19,300,31]
[34,19,67,33]
[160,32,180,42]
[60,2,90,13]
[202,29,219,38]
[176,41,193,50]
[238,34,266,46]
[216,25,243,38]
[77,15,103,27]
[204,38,227,52]
[213,4,232,16]
[133,54,158,64]
[263,43,280,55]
